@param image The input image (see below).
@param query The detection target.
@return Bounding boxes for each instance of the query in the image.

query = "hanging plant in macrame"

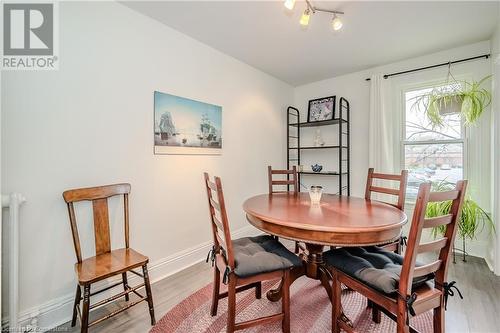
[411,63,492,127]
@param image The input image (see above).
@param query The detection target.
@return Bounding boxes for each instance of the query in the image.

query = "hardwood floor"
[55,255,500,332]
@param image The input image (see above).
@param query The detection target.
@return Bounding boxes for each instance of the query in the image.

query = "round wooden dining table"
[243,192,407,302]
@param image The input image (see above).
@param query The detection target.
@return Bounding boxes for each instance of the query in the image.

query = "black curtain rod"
[365,54,490,81]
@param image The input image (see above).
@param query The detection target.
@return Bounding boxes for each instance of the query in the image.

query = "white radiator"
[2,193,26,330]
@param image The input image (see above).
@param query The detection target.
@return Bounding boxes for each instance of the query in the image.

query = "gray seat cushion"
[232,235,302,278]
[324,246,434,294]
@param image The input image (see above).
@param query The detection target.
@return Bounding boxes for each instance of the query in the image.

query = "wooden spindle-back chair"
[63,183,155,333]
[365,168,409,253]
[332,180,467,333]
[204,173,293,333]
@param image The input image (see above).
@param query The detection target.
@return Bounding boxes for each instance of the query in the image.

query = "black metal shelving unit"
[286,98,350,195]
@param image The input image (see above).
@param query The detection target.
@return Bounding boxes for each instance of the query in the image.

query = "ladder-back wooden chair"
[365,167,409,254]
[268,165,298,194]
[364,168,409,321]
[329,180,467,333]
[268,166,302,253]
[204,173,301,333]
[63,183,155,333]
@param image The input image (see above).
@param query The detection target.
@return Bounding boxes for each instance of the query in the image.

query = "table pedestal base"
[266,264,305,302]
[267,243,329,300]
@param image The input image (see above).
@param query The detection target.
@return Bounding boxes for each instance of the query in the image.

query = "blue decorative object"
[311,164,323,173]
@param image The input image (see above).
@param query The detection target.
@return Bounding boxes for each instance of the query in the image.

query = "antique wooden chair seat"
[75,248,148,284]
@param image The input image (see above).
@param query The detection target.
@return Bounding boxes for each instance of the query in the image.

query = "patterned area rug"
[150,276,432,332]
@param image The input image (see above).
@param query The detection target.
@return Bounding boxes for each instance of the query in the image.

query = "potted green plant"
[413,75,492,127]
[426,181,494,261]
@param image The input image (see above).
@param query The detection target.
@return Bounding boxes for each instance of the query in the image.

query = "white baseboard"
[7,225,262,332]
[485,256,495,273]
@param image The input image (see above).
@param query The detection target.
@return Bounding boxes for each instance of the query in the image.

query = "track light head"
[300,8,311,26]
[332,14,343,30]
[284,0,295,10]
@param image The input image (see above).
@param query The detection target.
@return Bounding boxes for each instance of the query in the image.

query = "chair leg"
[227,277,237,333]
[142,264,156,325]
[71,285,81,327]
[122,272,129,301]
[396,300,410,333]
[294,242,299,254]
[372,303,382,323]
[332,274,342,333]
[211,266,221,316]
[433,304,445,333]
[282,270,291,333]
[255,281,262,300]
[81,284,90,333]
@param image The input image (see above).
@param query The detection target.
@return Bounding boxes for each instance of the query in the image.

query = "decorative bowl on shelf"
[311,164,323,173]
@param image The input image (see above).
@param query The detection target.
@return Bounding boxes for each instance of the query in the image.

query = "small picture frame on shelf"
[307,96,336,122]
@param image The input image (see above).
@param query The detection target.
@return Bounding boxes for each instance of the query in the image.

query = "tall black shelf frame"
[286,97,350,196]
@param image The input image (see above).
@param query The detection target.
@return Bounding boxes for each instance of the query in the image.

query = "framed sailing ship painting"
[154,91,222,155]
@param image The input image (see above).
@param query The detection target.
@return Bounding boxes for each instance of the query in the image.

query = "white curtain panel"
[368,74,397,174]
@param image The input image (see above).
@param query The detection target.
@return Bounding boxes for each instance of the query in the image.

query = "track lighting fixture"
[300,8,311,26]
[284,0,344,30]
[332,14,343,31]
[284,0,295,11]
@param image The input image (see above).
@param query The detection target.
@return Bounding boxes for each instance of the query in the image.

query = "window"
[402,84,465,201]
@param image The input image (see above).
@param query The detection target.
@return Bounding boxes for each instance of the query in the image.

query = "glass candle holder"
[309,186,323,205]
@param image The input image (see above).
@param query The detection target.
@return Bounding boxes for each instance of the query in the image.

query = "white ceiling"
[123,1,499,86]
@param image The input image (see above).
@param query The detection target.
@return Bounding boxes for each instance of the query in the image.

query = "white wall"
[1,1,292,329]
[294,41,493,259]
